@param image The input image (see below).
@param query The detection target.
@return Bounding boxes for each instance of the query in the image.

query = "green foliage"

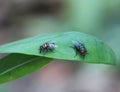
[0,31,116,84]
[0,31,116,64]
[0,53,51,84]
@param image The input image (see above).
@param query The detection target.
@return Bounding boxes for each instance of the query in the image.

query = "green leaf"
[0,53,52,84]
[0,31,116,64]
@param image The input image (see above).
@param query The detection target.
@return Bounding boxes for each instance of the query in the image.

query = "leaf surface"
[0,31,116,64]
[0,53,51,84]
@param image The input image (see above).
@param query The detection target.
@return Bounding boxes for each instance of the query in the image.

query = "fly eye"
[81,50,85,53]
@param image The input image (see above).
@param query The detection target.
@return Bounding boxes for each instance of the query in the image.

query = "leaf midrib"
[0,57,40,76]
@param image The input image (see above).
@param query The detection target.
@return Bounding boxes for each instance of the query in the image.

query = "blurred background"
[0,0,120,92]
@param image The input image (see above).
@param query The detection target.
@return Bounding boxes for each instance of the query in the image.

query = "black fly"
[72,41,87,58]
[39,41,57,54]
